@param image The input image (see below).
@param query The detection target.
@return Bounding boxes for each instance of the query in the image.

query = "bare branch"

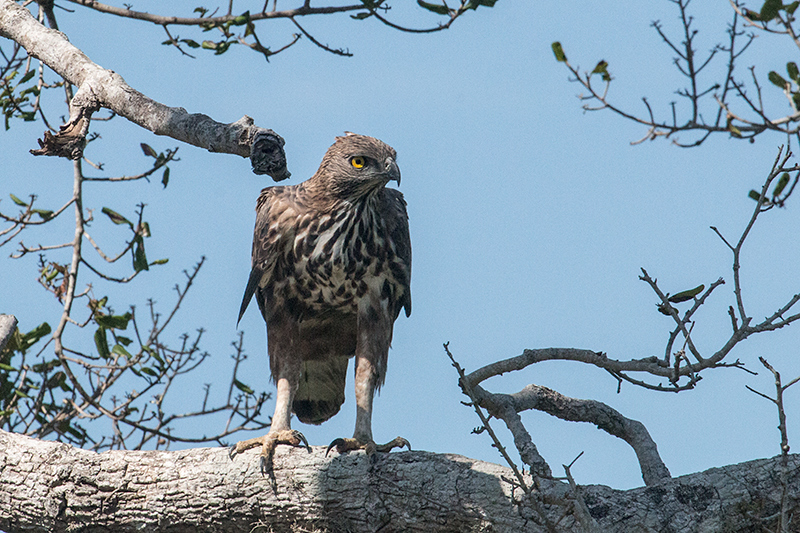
[0,0,289,181]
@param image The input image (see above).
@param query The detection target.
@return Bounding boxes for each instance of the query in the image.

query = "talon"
[228,429,311,481]
[375,436,411,453]
[294,430,311,451]
[326,438,345,456]
[259,454,274,478]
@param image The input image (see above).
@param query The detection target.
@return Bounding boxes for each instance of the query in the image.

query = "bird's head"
[312,132,401,200]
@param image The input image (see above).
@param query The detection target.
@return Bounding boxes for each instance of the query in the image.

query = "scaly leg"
[326,354,410,456]
[230,368,309,477]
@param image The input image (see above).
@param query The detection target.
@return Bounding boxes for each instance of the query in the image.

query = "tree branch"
[1,429,798,532]
[0,0,289,181]
[0,314,17,353]
[484,383,671,486]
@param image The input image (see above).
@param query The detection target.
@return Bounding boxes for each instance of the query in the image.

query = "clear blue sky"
[3,1,800,490]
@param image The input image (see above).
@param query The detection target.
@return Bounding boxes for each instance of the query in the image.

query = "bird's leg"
[326,354,410,456]
[229,364,309,477]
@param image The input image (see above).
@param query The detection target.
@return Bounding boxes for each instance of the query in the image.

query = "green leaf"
[417,0,449,14]
[769,71,788,89]
[19,70,36,84]
[773,172,790,197]
[181,39,201,48]
[787,1,800,14]
[743,7,762,19]
[94,327,110,359]
[464,0,497,9]
[551,42,567,62]
[150,258,169,266]
[116,336,133,347]
[140,366,158,377]
[231,11,250,25]
[111,344,132,358]
[31,359,60,373]
[43,266,59,282]
[22,322,51,349]
[592,60,610,81]
[148,349,165,366]
[788,62,799,81]
[760,0,783,22]
[140,143,157,158]
[95,312,132,330]
[748,189,764,202]
[133,238,149,272]
[0,363,15,371]
[162,167,170,188]
[13,388,30,399]
[202,40,217,50]
[9,194,28,207]
[350,12,372,19]
[32,209,53,221]
[44,371,66,390]
[215,41,232,55]
[234,379,255,395]
[668,284,705,303]
[101,207,132,226]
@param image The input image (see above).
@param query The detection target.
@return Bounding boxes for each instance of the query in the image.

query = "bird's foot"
[229,429,310,477]
[326,436,410,457]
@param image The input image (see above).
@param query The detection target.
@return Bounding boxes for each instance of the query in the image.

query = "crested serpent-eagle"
[230,133,412,475]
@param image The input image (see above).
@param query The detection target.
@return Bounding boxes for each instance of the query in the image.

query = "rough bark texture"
[0,429,797,532]
[0,314,16,353]
[0,0,289,181]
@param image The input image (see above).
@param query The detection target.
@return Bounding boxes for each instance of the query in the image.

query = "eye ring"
[350,156,366,169]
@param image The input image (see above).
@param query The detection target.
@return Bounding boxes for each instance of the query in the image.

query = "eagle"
[230,133,411,475]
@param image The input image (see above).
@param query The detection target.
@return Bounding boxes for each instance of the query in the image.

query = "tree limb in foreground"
[0,429,797,533]
[0,0,289,181]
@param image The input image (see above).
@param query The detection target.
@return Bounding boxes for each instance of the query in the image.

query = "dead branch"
[0,0,289,181]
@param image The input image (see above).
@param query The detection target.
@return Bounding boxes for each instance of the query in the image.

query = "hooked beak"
[385,157,401,186]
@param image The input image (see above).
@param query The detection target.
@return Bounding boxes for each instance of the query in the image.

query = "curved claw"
[228,444,238,460]
[326,438,345,457]
[259,454,275,478]
[294,430,311,452]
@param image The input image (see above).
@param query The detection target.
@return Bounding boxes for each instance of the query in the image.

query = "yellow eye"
[350,156,366,169]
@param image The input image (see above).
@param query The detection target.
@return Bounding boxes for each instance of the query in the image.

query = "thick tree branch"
[0,0,289,181]
[475,383,671,486]
[0,314,16,353]
[1,429,798,532]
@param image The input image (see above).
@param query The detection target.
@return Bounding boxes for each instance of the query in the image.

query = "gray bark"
[0,429,796,533]
[0,314,16,353]
[0,0,289,181]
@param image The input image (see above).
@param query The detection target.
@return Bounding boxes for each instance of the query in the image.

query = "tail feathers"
[293,356,349,425]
